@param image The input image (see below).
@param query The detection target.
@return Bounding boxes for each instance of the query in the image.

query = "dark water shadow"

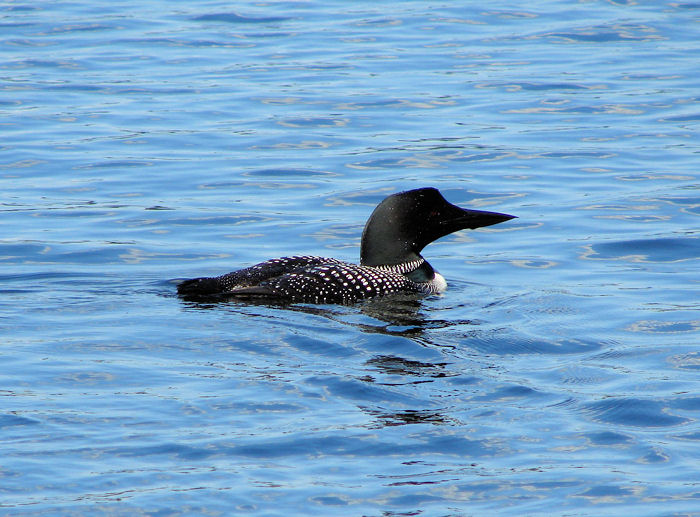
[176,287,437,333]
[168,281,602,434]
[363,407,458,428]
[171,280,602,357]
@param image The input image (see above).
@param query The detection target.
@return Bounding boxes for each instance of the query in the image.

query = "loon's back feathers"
[178,256,345,299]
[176,255,426,303]
[230,257,423,304]
[177,188,515,304]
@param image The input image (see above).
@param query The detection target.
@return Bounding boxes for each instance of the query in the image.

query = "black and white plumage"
[177,187,515,304]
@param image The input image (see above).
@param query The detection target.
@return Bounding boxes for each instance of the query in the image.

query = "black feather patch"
[178,255,425,304]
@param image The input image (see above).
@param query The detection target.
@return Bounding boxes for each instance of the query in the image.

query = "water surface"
[2,1,699,515]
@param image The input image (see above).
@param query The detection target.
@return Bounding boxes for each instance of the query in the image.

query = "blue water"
[2,1,699,515]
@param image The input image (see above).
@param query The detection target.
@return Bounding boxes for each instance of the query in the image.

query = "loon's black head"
[360,187,515,267]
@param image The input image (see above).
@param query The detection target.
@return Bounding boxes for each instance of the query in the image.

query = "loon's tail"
[177,276,278,302]
[176,277,222,297]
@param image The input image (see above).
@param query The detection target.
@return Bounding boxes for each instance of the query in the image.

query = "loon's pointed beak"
[449,207,517,230]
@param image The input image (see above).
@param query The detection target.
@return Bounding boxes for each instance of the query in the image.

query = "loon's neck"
[370,256,446,293]
[406,260,447,293]
[369,254,425,274]
[404,259,435,283]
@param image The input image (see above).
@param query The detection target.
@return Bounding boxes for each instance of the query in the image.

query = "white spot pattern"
[188,255,440,304]
[179,255,443,304]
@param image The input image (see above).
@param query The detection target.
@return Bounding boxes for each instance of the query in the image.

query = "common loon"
[177,187,515,304]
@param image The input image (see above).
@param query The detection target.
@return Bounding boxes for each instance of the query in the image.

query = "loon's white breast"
[430,271,447,294]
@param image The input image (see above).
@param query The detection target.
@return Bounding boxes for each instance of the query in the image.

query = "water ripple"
[582,398,691,428]
[3,0,699,514]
